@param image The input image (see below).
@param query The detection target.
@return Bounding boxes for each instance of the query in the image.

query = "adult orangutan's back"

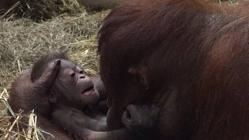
[98,0,249,140]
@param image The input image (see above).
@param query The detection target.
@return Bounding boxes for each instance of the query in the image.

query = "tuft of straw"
[1,0,86,21]
[0,89,55,139]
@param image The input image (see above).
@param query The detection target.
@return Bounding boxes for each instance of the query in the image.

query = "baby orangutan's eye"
[70,72,75,77]
[79,70,84,74]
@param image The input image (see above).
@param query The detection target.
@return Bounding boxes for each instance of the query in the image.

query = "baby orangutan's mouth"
[81,85,95,95]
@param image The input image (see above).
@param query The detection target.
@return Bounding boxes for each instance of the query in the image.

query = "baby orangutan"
[9,53,159,140]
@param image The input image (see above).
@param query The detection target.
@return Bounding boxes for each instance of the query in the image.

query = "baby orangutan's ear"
[128,65,149,90]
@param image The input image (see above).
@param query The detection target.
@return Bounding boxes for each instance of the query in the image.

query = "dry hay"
[1,0,85,21]
[0,89,56,139]
[0,9,108,139]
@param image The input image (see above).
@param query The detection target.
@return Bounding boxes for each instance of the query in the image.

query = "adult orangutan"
[98,0,249,140]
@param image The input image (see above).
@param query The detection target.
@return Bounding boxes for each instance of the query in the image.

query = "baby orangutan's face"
[54,59,100,107]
